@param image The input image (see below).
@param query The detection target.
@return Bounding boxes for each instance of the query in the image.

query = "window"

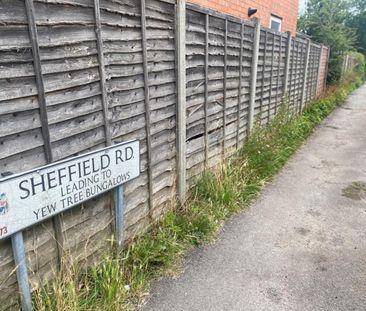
[270,15,282,32]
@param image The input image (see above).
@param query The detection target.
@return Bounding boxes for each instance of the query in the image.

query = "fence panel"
[255,28,287,125]
[288,38,307,112]
[304,44,322,104]
[0,1,329,307]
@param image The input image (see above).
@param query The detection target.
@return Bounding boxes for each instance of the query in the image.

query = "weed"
[32,75,364,311]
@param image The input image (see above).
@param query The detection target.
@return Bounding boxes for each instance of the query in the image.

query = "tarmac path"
[142,84,366,311]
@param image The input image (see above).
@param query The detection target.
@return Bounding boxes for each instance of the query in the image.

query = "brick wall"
[188,0,299,34]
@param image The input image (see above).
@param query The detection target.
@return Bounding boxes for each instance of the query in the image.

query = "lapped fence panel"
[0,1,328,308]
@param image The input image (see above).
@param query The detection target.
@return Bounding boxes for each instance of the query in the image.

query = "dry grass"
[32,74,364,311]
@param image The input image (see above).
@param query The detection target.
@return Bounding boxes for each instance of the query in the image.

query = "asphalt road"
[142,84,366,311]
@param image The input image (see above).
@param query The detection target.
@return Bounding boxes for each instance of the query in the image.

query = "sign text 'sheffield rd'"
[0,141,140,239]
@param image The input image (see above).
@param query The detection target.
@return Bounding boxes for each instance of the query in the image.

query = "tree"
[298,0,356,83]
[348,0,366,55]
[352,0,366,12]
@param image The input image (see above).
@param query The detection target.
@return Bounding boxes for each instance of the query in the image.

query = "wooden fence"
[0,0,329,308]
[342,53,362,77]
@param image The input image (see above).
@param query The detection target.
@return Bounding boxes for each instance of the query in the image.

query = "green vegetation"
[348,0,366,56]
[298,0,366,83]
[347,51,366,79]
[298,0,357,82]
[33,73,364,311]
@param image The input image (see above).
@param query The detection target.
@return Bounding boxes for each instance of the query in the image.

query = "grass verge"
[33,74,364,311]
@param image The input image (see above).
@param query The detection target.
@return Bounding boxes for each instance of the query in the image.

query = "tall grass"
[32,75,364,311]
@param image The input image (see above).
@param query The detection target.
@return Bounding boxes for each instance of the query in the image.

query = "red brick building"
[188,0,299,34]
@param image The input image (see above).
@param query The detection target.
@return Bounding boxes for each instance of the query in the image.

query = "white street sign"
[0,140,140,239]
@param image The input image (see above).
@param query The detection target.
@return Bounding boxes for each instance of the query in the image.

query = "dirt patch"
[264,287,283,304]
[342,181,366,201]
[294,227,311,236]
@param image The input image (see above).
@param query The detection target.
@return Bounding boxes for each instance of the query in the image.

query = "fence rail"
[0,0,329,307]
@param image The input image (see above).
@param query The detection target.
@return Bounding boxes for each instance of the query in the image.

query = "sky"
[299,0,307,14]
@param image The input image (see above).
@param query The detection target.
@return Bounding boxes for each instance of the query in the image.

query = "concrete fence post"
[343,54,350,79]
[248,17,261,132]
[300,39,311,112]
[345,54,350,72]
[283,31,292,97]
[324,47,330,87]
[176,0,186,203]
[341,54,346,76]
[316,45,324,96]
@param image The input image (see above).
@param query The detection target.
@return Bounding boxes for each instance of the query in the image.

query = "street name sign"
[0,140,140,239]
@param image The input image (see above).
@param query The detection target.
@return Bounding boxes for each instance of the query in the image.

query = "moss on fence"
[32,74,364,311]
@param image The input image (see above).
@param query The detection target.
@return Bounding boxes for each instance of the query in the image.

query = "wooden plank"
[0,146,46,174]
[40,56,99,75]
[268,33,275,122]
[236,22,244,148]
[99,0,140,16]
[94,0,111,145]
[0,110,41,137]
[25,0,53,163]
[37,25,97,47]
[35,0,94,7]
[222,17,228,159]
[44,81,101,106]
[141,0,154,220]
[0,25,31,50]
[47,95,103,124]
[0,96,39,115]
[293,40,299,111]
[33,2,95,25]
[0,62,35,79]
[275,33,283,114]
[283,32,291,96]
[43,68,100,93]
[260,30,267,125]
[25,0,65,269]
[0,128,44,160]
[204,13,209,165]
[49,111,104,142]
[300,39,310,112]
[316,46,323,96]
[186,3,245,26]
[51,126,105,160]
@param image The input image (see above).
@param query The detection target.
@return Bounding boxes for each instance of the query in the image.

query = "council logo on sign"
[0,193,9,215]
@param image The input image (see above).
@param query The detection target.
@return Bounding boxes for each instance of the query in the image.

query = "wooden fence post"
[204,14,209,166]
[274,33,283,115]
[248,17,260,132]
[140,0,154,218]
[290,39,297,108]
[324,47,330,88]
[342,54,350,79]
[176,0,187,203]
[94,0,111,146]
[259,30,268,126]
[223,18,228,159]
[236,22,244,148]
[283,31,292,96]
[300,39,311,112]
[25,0,64,267]
[268,33,275,123]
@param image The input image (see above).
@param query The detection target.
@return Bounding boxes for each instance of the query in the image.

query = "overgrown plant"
[32,75,364,311]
